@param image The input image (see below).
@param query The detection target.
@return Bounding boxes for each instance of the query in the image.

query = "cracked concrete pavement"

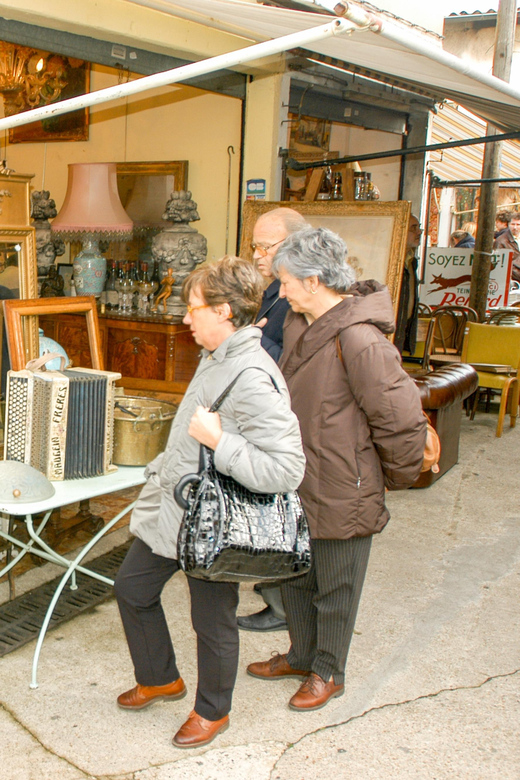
[0,412,519,779]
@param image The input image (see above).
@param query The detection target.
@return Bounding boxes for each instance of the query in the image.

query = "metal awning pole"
[0,19,353,132]
[287,130,520,170]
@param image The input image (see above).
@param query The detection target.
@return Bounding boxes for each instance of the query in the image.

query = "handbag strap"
[209,367,280,412]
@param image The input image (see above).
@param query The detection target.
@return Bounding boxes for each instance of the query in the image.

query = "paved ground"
[0,411,519,779]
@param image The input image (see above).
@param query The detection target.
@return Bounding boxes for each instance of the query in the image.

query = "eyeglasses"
[186,303,212,314]
[250,238,285,257]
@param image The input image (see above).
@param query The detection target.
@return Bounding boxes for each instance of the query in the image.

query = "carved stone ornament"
[151,190,207,316]
[31,190,65,286]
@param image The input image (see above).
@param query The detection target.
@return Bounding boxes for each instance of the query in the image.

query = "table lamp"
[52,163,133,297]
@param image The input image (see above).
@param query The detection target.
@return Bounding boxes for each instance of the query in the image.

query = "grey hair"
[256,207,310,236]
[272,226,356,292]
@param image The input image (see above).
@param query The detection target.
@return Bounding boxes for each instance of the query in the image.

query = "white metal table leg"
[30,499,137,689]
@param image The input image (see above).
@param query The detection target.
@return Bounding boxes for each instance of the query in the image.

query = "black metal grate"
[0,540,131,656]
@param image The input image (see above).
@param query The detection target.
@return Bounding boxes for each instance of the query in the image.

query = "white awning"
[430,103,520,183]
[126,0,520,131]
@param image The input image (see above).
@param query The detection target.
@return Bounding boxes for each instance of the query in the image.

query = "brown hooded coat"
[279,281,426,540]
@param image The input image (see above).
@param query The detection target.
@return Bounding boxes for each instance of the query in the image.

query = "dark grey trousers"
[114,537,239,721]
[281,536,372,685]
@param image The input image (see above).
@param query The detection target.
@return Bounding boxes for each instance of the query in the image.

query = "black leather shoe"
[237,606,288,632]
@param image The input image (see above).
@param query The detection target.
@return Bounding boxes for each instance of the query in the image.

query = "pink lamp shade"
[52,163,133,240]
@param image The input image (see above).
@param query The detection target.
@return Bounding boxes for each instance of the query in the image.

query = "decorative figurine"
[31,190,65,289]
[40,265,65,297]
[151,268,175,314]
[151,190,207,316]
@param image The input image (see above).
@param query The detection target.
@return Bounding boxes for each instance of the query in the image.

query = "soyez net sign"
[420,249,512,309]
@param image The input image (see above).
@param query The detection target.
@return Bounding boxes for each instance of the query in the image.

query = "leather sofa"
[411,363,479,488]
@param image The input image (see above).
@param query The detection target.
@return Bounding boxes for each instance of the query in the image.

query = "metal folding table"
[0,466,146,688]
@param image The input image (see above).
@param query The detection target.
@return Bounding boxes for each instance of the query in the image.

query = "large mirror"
[240,200,411,312]
[112,161,189,266]
[0,227,39,389]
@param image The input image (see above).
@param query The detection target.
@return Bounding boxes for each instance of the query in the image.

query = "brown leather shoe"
[172,710,229,748]
[247,652,309,680]
[117,678,187,710]
[289,672,344,711]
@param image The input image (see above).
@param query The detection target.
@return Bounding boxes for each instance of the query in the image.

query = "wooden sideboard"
[38,311,200,397]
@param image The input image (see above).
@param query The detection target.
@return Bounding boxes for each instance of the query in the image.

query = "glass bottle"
[331,172,343,200]
[354,172,370,200]
[137,263,154,313]
[317,166,332,200]
[105,260,119,309]
[150,260,161,302]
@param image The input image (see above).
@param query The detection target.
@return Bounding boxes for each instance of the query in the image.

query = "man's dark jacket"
[256,279,290,362]
[494,227,520,281]
[394,255,419,355]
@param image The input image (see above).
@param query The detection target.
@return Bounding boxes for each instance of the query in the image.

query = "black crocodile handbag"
[174,370,311,583]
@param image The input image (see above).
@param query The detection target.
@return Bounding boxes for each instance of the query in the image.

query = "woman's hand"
[188,406,223,450]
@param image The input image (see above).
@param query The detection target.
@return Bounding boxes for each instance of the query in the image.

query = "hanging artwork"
[8,57,90,144]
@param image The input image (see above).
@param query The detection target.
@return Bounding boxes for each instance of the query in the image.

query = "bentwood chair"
[422,305,479,370]
[461,322,520,437]
[485,307,520,326]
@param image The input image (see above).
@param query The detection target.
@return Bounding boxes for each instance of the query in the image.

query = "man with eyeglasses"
[251,207,308,362]
[237,207,307,633]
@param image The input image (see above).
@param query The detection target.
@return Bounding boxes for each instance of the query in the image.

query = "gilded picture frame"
[239,200,411,311]
[9,61,90,144]
[0,227,39,371]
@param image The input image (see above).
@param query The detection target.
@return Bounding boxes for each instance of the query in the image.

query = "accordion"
[4,367,121,481]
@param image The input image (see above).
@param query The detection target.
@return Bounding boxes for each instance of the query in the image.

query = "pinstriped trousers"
[281,536,372,686]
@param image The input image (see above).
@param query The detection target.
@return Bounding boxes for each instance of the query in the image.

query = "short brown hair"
[182,255,264,328]
[496,211,512,224]
[510,212,520,221]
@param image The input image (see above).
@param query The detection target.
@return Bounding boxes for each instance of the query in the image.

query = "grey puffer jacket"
[280,281,426,541]
[130,326,305,559]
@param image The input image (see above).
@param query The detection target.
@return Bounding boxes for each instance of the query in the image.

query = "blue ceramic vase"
[73,238,106,297]
[39,329,70,371]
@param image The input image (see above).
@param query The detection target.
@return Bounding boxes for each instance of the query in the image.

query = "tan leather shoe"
[172,710,229,748]
[289,672,344,711]
[247,652,309,680]
[117,678,187,710]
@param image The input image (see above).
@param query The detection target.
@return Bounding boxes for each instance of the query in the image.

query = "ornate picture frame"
[239,200,411,311]
[9,61,90,144]
[0,227,39,368]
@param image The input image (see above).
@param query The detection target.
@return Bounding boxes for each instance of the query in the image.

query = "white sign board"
[420,249,512,310]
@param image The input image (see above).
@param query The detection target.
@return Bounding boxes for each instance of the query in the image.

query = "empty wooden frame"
[3,296,104,371]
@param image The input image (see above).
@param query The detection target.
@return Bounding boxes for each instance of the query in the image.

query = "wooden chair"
[401,315,432,376]
[461,322,520,437]
[484,307,520,326]
[418,302,433,317]
[423,305,479,370]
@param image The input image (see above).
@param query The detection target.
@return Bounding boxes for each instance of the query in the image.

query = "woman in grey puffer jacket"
[114,256,305,749]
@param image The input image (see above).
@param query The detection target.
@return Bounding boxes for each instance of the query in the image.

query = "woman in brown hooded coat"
[247,226,426,712]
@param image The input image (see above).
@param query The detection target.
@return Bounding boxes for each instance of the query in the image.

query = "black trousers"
[114,537,239,721]
[281,536,372,686]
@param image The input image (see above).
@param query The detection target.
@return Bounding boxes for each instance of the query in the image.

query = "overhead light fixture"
[0,42,69,116]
